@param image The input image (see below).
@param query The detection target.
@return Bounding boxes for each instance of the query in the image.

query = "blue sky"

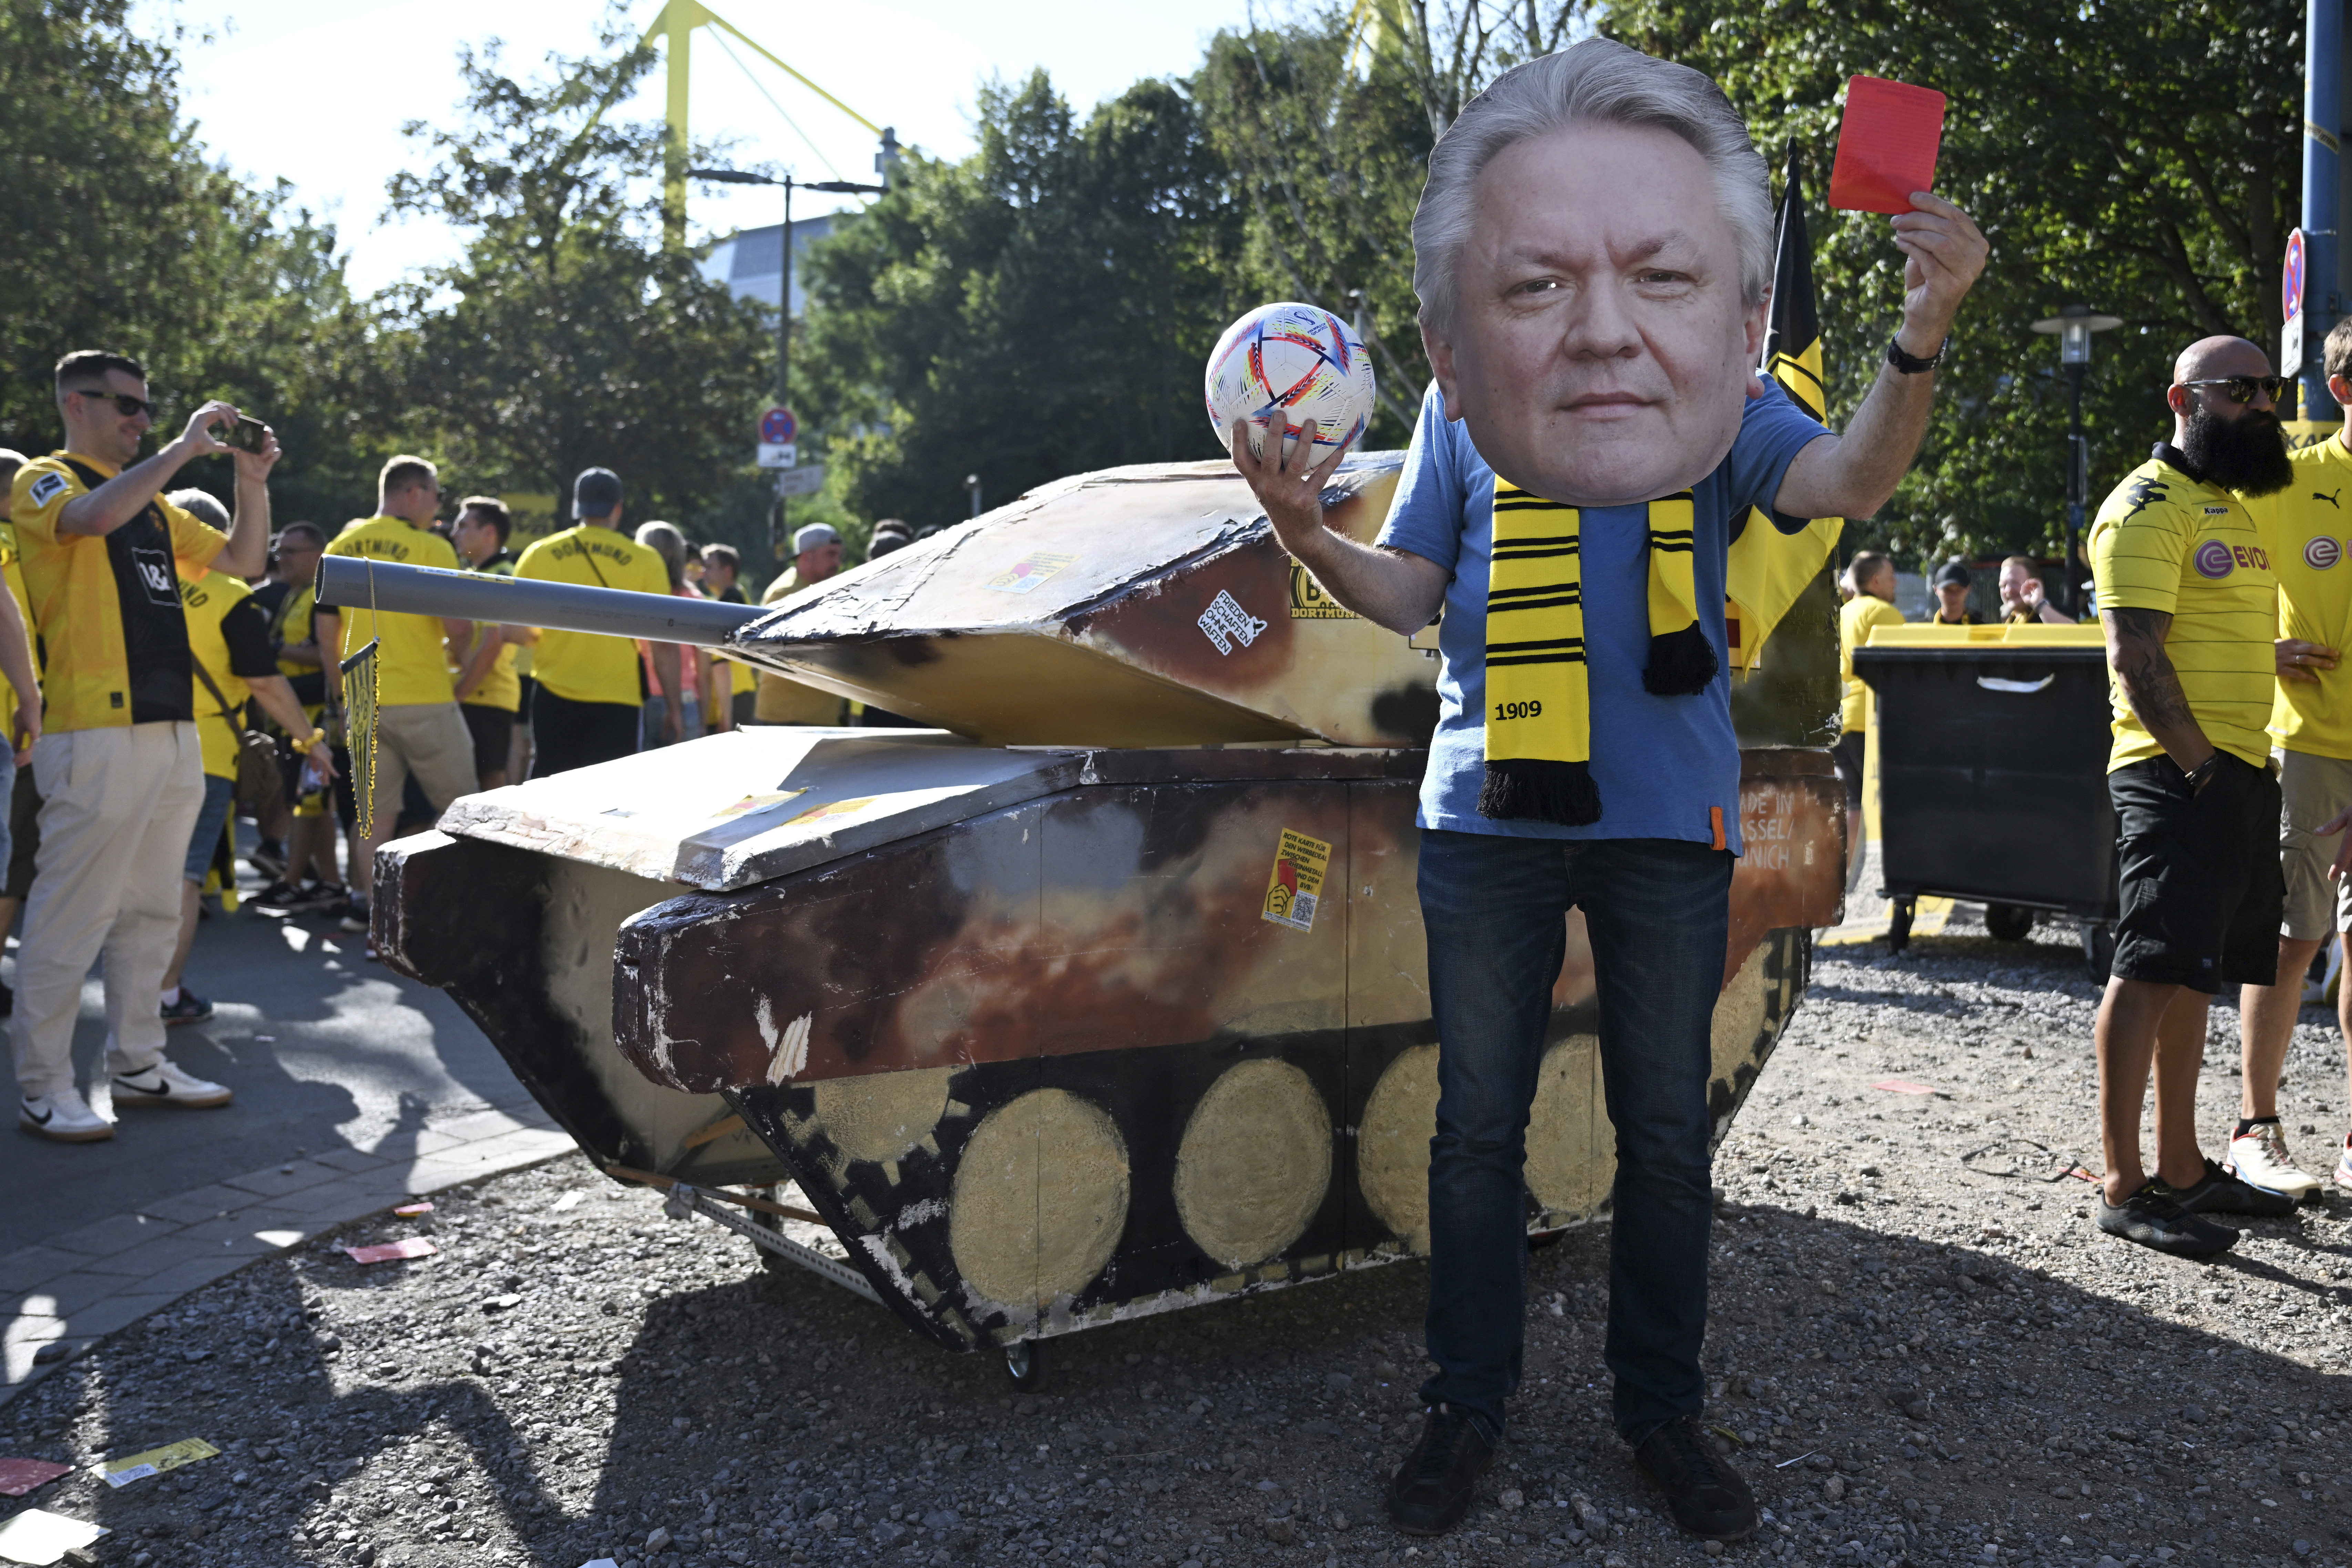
[131,0,1257,296]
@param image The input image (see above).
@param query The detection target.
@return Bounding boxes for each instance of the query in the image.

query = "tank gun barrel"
[315,555,760,647]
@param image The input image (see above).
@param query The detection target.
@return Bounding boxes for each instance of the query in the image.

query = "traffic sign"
[756,442,797,470]
[774,463,826,498]
[2284,228,2306,326]
[759,407,798,445]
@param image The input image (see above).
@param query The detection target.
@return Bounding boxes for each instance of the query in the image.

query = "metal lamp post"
[689,167,886,552]
[2029,305,2121,613]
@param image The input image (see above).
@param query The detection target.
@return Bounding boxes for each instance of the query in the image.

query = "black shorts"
[2109,753,2284,993]
[529,686,640,778]
[462,703,515,779]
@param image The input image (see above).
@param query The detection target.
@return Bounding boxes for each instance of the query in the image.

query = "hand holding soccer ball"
[1205,302,1376,464]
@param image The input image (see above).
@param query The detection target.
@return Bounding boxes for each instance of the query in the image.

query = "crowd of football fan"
[2,348,919,1145]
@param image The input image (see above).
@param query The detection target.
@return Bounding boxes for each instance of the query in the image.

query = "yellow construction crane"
[576,0,890,248]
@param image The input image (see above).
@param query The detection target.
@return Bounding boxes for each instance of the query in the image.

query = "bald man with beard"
[2087,334,2301,1257]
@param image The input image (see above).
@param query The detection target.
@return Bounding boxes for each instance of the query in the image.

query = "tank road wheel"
[1885,899,1914,955]
[1004,1338,1046,1391]
[1983,903,2034,943]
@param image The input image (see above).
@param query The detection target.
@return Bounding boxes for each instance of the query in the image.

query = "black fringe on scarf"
[1478,757,1601,826]
[1642,622,1718,696]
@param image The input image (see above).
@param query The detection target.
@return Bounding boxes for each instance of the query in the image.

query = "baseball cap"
[573,467,623,518]
[793,523,841,555]
[1931,560,1972,589]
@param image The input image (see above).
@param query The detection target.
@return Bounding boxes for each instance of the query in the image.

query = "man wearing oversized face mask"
[1228,38,1985,1547]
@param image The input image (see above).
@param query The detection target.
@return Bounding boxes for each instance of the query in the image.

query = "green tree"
[0,0,386,522]
[798,72,1247,530]
[381,33,773,535]
[1596,0,2301,566]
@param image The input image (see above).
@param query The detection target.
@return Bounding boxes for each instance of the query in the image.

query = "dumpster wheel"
[2081,922,2115,979]
[1886,899,1914,954]
[1983,903,2035,942]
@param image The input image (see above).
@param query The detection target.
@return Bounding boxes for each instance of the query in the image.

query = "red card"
[1828,76,1946,212]
[0,1458,71,1497]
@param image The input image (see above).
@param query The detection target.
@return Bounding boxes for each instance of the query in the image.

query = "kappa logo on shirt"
[25,472,68,508]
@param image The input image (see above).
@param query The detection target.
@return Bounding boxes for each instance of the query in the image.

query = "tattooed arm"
[2101,606,2215,774]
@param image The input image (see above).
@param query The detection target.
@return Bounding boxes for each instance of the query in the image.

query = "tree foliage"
[0,0,383,522]
[798,72,1247,530]
[381,36,773,534]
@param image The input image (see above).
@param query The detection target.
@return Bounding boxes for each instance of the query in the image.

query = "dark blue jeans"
[1415,828,1732,1442]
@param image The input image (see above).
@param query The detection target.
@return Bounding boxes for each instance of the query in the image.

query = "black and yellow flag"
[1726,144,1844,672]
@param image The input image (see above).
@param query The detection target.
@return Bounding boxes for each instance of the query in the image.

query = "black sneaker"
[1384,1404,1494,1537]
[2165,1157,2298,1219]
[285,881,348,914]
[160,989,214,1025]
[1633,1413,1759,1541]
[2095,1181,2238,1256]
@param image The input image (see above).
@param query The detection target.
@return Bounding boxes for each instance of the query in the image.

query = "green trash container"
[1853,623,2117,968]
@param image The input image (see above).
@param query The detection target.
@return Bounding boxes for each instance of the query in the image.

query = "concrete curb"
[0,1104,579,1403]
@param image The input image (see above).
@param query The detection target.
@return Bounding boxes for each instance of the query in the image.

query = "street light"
[689,167,887,552]
[2029,304,2121,612]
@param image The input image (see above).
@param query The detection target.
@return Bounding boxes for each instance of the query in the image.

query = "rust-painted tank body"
[377,451,1845,1355]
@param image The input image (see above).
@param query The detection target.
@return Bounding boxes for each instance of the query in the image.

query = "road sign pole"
[2302,0,2342,418]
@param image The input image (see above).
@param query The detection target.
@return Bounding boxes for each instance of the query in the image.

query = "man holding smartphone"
[9,350,274,1142]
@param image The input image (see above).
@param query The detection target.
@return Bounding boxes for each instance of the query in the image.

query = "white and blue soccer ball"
[1204,302,1376,462]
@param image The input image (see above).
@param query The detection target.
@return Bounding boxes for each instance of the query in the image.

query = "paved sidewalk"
[1,890,582,1403]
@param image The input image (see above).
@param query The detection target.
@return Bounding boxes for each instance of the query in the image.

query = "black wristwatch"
[1886,333,1947,374]
[2183,754,2222,795]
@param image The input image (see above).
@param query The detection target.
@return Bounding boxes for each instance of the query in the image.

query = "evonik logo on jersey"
[2192,539,2270,579]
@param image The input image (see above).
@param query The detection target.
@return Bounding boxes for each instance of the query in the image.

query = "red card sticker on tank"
[1262,828,1332,932]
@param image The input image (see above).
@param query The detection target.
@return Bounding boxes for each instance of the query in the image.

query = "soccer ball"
[1204,302,1376,463]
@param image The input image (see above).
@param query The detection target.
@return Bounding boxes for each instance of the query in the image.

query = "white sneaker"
[2333,1134,2352,1194]
[110,1060,232,1110]
[2225,1120,2322,1201]
[19,1088,114,1142]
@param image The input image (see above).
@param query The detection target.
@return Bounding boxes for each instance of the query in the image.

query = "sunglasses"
[70,389,158,418]
[2179,376,2289,405]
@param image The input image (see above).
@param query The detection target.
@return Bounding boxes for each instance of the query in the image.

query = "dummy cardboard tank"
[359,452,1847,1362]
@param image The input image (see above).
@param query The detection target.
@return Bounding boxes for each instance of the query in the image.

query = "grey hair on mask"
[1412,38,1772,335]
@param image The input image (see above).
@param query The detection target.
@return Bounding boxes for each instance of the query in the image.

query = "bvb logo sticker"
[2307,535,2343,571]
[2192,540,2235,579]
[1261,828,1332,933]
[1288,560,1359,619]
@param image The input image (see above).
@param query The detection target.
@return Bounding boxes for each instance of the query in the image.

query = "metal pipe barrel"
[315,556,761,648]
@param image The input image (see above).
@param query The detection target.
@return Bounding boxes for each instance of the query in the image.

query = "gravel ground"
[5,915,2351,1568]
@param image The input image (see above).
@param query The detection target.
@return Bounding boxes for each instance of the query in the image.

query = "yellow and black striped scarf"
[1480,484,1715,825]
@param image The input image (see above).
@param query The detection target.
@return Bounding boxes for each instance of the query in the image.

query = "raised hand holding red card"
[1829,76,1946,212]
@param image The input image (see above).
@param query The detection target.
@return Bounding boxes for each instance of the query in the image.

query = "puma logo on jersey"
[2317,489,2343,509]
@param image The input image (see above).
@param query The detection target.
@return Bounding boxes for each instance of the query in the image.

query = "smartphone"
[213,416,268,453]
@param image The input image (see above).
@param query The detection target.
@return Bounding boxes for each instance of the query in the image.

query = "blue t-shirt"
[1374,379,1828,854]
